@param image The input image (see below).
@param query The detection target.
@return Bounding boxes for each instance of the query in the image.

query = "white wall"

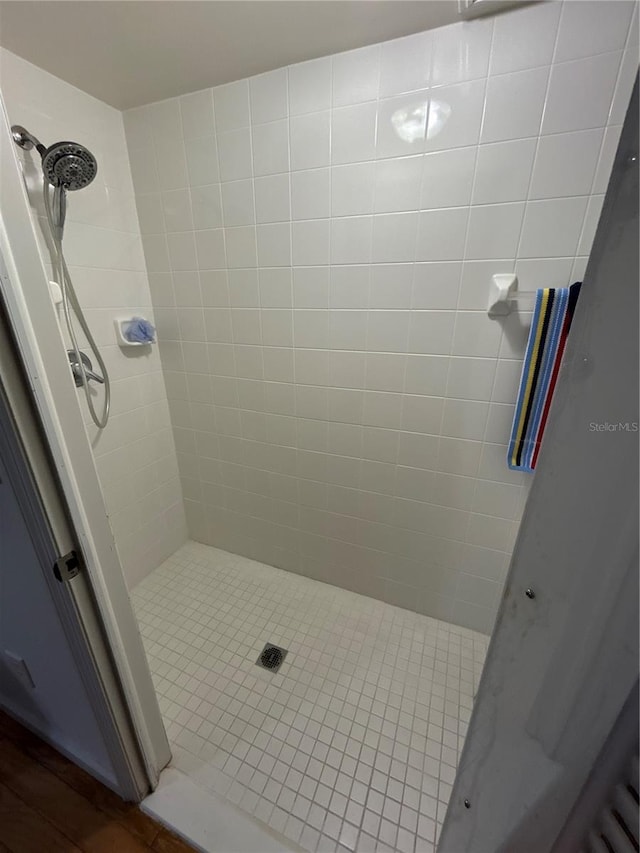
[0,49,187,587]
[123,0,637,633]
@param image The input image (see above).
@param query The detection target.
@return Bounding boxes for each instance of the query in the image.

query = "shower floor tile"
[132,541,489,853]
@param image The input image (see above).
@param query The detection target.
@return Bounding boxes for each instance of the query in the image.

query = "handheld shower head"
[42,141,97,191]
[10,123,109,427]
[11,125,97,190]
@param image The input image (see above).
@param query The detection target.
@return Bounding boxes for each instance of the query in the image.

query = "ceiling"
[0,1,464,110]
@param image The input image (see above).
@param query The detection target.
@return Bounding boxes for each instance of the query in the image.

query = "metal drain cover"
[256,643,288,673]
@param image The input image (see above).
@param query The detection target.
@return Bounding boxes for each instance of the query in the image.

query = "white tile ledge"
[142,767,301,853]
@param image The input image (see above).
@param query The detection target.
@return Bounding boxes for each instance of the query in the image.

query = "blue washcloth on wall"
[507,283,581,472]
[124,316,156,343]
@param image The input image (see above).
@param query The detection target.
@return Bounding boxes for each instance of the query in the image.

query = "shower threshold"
[132,542,488,853]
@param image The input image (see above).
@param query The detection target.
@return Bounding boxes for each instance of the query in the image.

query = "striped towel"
[507,283,581,471]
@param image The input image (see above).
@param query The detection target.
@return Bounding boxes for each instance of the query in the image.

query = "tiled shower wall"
[0,49,187,588]
[124,0,638,633]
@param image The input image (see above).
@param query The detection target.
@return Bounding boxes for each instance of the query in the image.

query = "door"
[439,80,639,852]
[0,382,122,790]
[0,96,171,798]
[0,299,152,797]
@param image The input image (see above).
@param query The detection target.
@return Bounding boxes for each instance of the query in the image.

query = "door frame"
[0,95,170,797]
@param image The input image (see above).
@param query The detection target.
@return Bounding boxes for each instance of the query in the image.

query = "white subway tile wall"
[123,0,637,634]
[0,48,187,587]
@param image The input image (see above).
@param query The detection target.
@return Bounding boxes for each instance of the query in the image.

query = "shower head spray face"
[11,126,98,190]
[42,141,97,190]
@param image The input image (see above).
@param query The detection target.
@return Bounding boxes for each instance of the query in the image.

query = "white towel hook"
[488,273,518,316]
[487,273,537,317]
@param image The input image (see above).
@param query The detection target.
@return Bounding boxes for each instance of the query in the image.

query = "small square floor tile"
[133,541,488,853]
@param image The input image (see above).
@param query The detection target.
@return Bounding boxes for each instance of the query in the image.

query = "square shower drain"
[256,643,288,672]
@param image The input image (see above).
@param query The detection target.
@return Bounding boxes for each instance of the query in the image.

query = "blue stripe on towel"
[507,284,581,472]
[523,288,568,468]
[507,289,545,470]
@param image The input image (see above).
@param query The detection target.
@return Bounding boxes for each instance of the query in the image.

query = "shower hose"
[43,176,111,429]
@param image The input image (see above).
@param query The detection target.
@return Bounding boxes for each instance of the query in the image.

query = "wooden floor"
[0,710,196,853]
